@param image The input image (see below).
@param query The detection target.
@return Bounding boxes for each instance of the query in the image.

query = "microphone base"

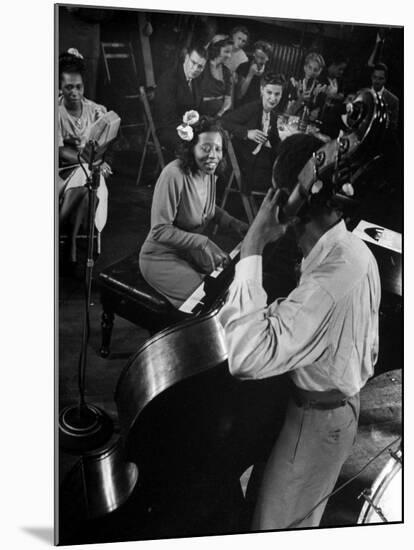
[59,404,113,453]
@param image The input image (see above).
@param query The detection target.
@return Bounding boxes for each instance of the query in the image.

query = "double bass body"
[115,309,289,534]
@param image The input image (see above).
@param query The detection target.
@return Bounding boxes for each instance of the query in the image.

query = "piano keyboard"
[179,242,242,314]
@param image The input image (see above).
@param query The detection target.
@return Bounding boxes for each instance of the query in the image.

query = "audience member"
[370,62,401,194]
[199,35,234,117]
[286,52,326,121]
[370,62,399,132]
[58,49,114,265]
[319,54,349,138]
[154,43,208,156]
[222,73,284,193]
[225,26,249,74]
[236,41,272,107]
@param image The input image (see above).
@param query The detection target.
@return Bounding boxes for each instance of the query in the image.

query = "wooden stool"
[98,252,188,357]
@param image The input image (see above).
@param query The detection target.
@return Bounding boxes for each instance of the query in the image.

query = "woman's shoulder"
[160,159,186,180]
[83,97,107,115]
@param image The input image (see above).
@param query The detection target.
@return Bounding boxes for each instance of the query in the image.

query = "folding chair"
[136,86,166,186]
[100,42,142,132]
[219,133,255,224]
[249,189,268,217]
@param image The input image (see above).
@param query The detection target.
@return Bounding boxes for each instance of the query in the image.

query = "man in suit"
[222,72,284,193]
[370,62,399,132]
[370,62,401,193]
[154,44,208,157]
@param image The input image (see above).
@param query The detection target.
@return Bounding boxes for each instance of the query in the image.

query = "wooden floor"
[57,150,403,545]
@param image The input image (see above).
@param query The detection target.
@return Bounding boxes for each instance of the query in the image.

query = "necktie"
[262,112,270,134]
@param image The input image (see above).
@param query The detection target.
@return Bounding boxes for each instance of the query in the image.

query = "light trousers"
[252,394,360,530]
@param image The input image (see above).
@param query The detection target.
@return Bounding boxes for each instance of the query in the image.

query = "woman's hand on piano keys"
[241,188,287,258]
[202,241,231,272]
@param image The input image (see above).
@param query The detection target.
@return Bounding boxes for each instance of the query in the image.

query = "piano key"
[179,241,242,314]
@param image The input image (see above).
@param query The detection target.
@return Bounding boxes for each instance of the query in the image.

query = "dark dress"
[199,62,232,117]
[222,100,281,193]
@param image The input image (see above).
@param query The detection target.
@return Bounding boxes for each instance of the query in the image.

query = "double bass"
[115,89,388,537]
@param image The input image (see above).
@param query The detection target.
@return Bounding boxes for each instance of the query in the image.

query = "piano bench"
[98,252,187,357]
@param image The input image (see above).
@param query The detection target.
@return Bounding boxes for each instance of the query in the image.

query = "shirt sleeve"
[218,256,335,380]
[150,165,209,251]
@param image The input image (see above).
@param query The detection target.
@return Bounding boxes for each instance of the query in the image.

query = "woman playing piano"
[139,113,248,307]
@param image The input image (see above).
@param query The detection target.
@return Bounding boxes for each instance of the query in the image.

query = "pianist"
[219,133,380,530]
[139,113,248,307]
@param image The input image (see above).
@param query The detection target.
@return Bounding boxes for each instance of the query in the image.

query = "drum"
[357,448,402,524]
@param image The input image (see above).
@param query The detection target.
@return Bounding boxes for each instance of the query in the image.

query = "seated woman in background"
[139,113,248,308]
[285,52,327,121]
[58,49,114,264]
[222,73,284,193]
[199,35,233,117]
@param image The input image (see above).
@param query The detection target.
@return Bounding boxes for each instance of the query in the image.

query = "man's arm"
[219,260,334,379]
[367,32,384,67]
[222,102,268,145]
[219,190,336,379]
[236,61,260,100]
[217,95,232,118]
[218,189,332,379]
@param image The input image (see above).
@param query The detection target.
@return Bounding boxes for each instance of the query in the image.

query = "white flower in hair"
[177,124,194,141]
[68,47,84,59]
[182,110,199,126]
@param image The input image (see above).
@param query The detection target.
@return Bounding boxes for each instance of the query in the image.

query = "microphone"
[87,139,98,171]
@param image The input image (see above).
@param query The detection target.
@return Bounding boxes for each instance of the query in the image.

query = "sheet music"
[352,220,402,254]
[179,242,242,314]
[89,111,121,147]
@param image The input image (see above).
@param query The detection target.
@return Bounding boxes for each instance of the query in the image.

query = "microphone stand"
[59,141,113,452]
